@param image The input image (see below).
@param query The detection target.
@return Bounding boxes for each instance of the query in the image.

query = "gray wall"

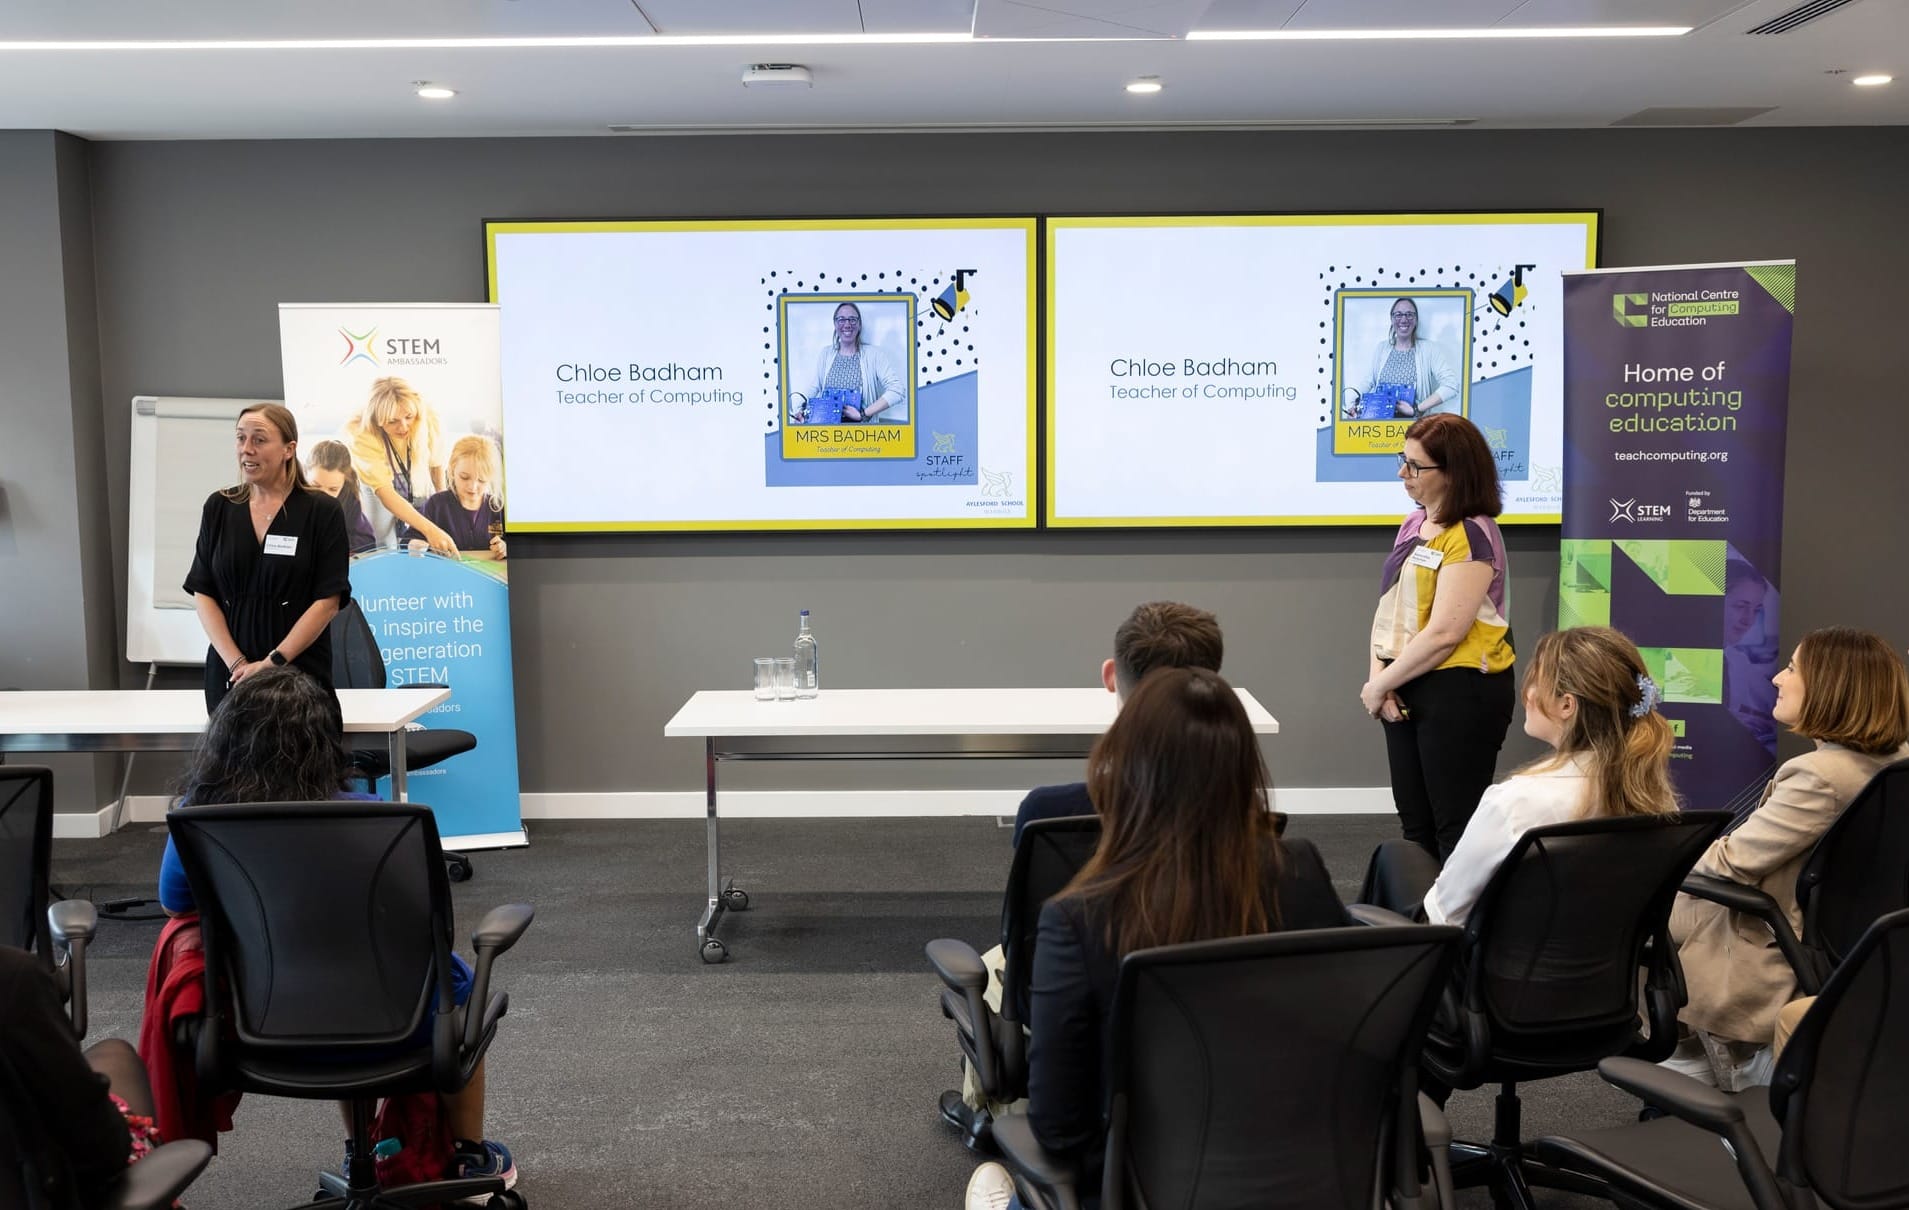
[17,126,1909,807]
[0,131,114,809]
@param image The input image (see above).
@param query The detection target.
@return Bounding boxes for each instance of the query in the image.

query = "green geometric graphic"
[1743,264,1796,314]
[1638,646,1723,705]
[1613,292,1650,327]
[1615,540,1726,596]
[1559,539,1612,628]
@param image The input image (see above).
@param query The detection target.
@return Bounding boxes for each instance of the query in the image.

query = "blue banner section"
[1314,366,1534,483]
[351,549,522,839]
[1560,264,1795,815]
[763,371,979,487]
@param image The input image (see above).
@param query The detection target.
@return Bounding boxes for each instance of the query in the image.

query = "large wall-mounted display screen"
[1045,212,1599,527]
[488,219,1037,531]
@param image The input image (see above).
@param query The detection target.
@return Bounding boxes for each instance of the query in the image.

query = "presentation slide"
[1046,213,1599,527]
[488,219,1037,531]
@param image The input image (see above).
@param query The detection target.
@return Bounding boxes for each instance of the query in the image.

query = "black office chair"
[0,765,97,1036]
[330,599,480,882]
[166,801,533,1210]
[1413,811,1730,1210]
[1534,905,1909,1210]
[990,924,1462,1210]
[1682,757,1909,997]
[925,815,1102,1152]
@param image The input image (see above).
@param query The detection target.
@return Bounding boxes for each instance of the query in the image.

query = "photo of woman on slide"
[799,301,907,423]
[344,376,455,554]
[402,434,507,560]
[1356,297,1462,419]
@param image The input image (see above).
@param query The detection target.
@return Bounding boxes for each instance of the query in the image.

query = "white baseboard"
[75,787,1394,836]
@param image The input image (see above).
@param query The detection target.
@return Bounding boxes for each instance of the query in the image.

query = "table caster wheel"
[447,858,473,883]
[722,887,750,911]
[701,937,729,964]
[485,1193,527,1210]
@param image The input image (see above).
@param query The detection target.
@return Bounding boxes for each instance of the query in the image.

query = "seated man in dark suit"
[945,601,1226,1147]
[1010,600,1225,844]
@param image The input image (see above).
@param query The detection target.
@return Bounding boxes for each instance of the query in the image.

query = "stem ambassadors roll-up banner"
[278,304,523,847]
[1560,262,1795,814]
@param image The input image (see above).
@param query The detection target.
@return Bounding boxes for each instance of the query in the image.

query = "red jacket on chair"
[137,914,241,1147]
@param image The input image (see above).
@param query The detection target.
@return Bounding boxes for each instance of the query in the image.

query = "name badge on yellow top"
[1407,544,1445,571]
[263,534,299,557]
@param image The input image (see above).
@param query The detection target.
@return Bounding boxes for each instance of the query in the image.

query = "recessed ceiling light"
[1853,74,1893,87]
[415,83,457,99]
[1187,26,1689,41]
[1126,77,1163,95]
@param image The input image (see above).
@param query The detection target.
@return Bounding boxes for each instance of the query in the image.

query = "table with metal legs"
[666,688,1279,963]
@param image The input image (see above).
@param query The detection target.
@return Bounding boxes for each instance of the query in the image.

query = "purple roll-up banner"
[1559,262,1795,816]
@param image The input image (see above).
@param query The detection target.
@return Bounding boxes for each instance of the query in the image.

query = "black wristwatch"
[268,649,287,667]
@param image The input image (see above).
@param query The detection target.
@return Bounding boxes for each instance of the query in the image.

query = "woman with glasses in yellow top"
[1362,413,1516,860]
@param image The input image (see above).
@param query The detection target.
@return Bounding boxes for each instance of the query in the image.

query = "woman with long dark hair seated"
[153,667,516,1192]
[964,667,1348,1209]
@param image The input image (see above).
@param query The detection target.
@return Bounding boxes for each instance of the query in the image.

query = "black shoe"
[939,1089,998,1156]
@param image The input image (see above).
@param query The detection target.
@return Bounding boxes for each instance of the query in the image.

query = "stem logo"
[1612,294,1649,328]
[337,326,379,366]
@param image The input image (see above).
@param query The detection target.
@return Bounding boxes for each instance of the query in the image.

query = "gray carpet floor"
[52,816,1632,1209]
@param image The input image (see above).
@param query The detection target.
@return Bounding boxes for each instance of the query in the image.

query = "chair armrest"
[1681,875,1817,994]
[106,1139,213,1210]
[49,899,96,1038]
[1598,1057,1743,1133]
[1417,1092,1451,1148]
[993,1115,1083,1210]
[925,938,989,991]
[49,898,98,946]
[472,903,534,956]
[1348,904,1414,928]
[461,904,533,1053]
[925,939,999,1094]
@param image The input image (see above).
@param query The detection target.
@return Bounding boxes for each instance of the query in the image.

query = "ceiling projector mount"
[741,63,813,88]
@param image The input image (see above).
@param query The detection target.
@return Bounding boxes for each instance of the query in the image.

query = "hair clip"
[1630,673,1661,719]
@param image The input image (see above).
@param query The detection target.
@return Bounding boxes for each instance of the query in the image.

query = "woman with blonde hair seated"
[1402,625,1682,927]
[1670,626,1909,1089]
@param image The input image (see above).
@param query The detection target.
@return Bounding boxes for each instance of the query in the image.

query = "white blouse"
[1424,755,1591,927]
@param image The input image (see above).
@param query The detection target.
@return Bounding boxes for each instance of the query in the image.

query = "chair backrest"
[999,815,1101,1025]
[0,767,54,963]
[1104,925,1460,1210]
[1796,759,1909,976]
[1771,907,1909,1210]
[329,599,387,691]
[1465,811,1728,1055]
[165,802,455,1072]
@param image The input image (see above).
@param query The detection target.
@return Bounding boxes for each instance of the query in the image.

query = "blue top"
[160,791,472,1004]
[1011,782,1094,846]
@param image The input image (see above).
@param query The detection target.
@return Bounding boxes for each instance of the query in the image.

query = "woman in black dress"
[185,403,351,714]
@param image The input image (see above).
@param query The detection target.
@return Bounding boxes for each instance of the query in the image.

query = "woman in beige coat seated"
[1669,626,1909,1089]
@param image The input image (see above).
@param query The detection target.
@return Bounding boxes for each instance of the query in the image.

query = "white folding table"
[663,687,1279,962]
[0,687,452,809]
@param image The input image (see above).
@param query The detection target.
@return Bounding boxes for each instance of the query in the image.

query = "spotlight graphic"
[931,269,977,321]
[1488,264,1537,316]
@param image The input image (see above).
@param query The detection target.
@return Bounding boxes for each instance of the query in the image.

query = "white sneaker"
[966,1161,1017,1210]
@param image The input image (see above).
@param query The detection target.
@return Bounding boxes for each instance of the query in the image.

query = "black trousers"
[1383,666,1515,860]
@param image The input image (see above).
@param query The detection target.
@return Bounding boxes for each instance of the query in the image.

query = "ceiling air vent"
[1746,0,1865,35]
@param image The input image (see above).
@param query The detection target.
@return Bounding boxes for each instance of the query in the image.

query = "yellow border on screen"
[1043,211,1598,529]
[486,217,1039,533]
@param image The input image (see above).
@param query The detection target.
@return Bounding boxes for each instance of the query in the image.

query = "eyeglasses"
[834,315,860,324]
[1390,312,1417,321]
[1397,454,1441,477]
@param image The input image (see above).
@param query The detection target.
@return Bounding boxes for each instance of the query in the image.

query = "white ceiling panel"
[0,0,656,40]
[1195,1,1319,29]
[632,0,864,35]
[858,0,982,34]
[1502,0,1760,26]
[1279,0,1522,28]
[972,0,1214,38]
